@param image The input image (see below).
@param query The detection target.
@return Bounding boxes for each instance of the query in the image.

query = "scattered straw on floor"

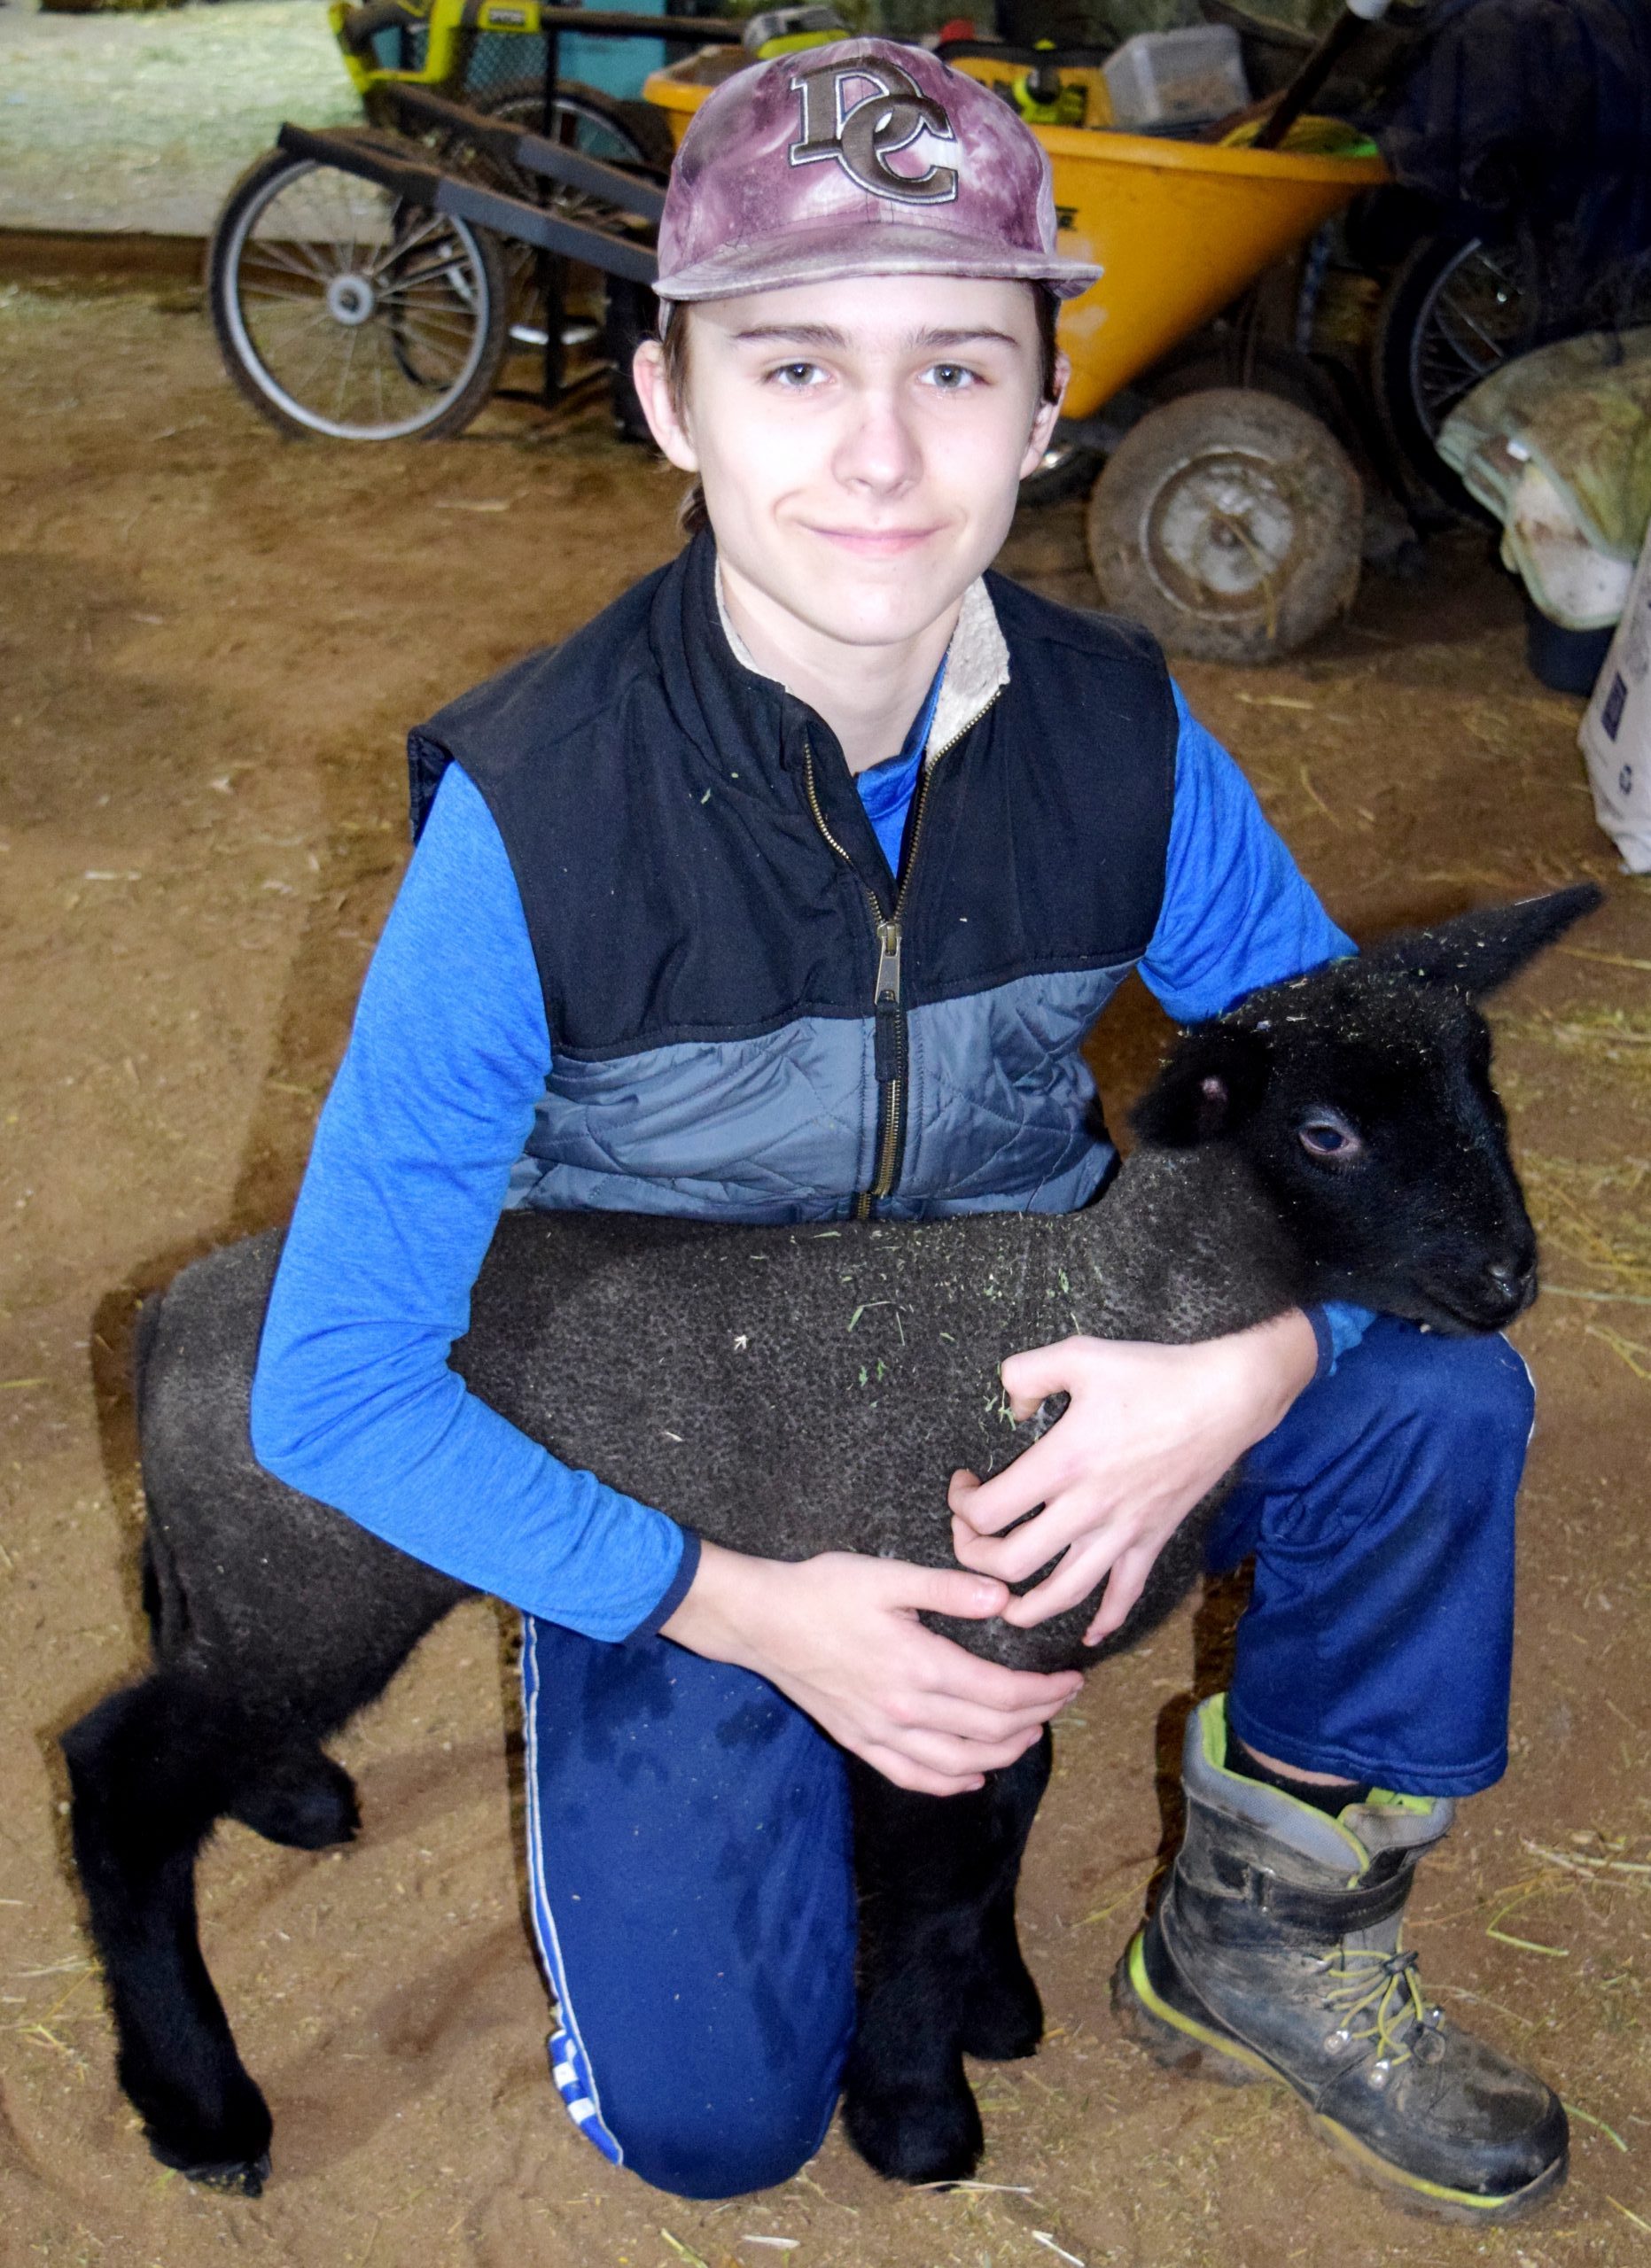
[1515,1154,1651,1303]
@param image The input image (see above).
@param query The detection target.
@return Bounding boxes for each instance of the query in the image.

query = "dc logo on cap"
[788,58,959,206]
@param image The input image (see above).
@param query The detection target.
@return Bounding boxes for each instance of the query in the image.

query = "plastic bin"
[1102,26,1248,129]
[1525,600,1616,695]
[559,0,667,100]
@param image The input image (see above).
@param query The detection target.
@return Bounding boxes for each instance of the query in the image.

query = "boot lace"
[1320,1946,1444,2070]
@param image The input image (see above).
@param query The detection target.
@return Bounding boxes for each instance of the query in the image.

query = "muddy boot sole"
[1308,2117,1569,2225]
[1110,1928,1271,2088]
[1111,1930,1567,2225]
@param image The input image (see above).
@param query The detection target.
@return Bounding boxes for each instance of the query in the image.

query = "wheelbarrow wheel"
[209,139,510,441]
[1084,389,1362,664]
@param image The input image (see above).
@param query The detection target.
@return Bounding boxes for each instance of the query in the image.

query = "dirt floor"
[4,268,1651,2268]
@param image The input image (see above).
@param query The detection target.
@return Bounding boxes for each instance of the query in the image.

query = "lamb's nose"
[1487,1258,1535,1306]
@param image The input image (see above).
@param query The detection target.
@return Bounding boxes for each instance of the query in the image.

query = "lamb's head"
[1129,884,1603,1334]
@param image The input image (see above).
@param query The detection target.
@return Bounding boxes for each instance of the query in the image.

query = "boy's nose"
[832,397,923,496]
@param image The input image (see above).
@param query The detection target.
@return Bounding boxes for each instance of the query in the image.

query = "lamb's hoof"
[162,2148,272,2199]
[843,2066,985,2186]
[136,2063,274,2196]
[230,1750,360,1851]
[959,1954,1043,2062]
[147,2109,273,2197]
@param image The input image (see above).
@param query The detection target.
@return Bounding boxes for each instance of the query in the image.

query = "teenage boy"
[251,39,1566,2220]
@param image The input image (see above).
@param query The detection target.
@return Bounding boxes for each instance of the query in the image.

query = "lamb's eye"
[1298,1114,1362,1163]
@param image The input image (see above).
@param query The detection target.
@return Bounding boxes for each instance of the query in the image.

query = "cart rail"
[275,119,660,282]
[384,82,668,219]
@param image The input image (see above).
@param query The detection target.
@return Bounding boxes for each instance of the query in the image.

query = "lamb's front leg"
[842,1730,1051,2184]
[956,1731,1051,2064]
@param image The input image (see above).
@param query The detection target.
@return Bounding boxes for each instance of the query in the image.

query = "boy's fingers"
[864,1745,984,1798]
[1084,1548,1153,1644]
[999,1532,1120,1627]
[946,1448,1051,1534]
[893,1724,1046,1782]
[952,1519,1056,1586]
[890,1564,1009,1620]
[954,1493,1100,1587]
[910,1693,1071,1743]
[999,1341,1074,1412]
[921,1641,1084,1713]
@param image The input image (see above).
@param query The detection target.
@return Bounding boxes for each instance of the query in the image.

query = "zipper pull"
[874,917,903,1006]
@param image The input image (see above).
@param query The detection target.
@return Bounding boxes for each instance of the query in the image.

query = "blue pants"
[520,1317,1533,2198]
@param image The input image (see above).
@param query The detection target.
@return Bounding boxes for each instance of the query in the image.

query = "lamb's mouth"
[1413,1277,1538,1334]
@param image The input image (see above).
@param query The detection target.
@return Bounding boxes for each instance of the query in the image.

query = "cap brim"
[654,220,1101,304]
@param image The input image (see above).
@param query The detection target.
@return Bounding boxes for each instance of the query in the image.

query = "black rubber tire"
[450,74,658,187]
[1371,226,1537,520]
[453,78,673,177]
[208,137,510,441]
[1018,439,1105,509]
[604,274,658,443]
[1085,388,1363,664]
[613,92,679,176]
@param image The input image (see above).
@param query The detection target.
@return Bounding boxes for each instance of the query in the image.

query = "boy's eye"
[769,361,826,389]
[926,363,977,391]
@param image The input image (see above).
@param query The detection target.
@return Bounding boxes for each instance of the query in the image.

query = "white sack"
[1580,513,1651,873]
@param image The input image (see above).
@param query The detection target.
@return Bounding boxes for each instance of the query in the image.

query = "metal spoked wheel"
[1373,229,1537,517]
[437,78,665,428]
[1086,389,1363,664]
[209,136,510,441]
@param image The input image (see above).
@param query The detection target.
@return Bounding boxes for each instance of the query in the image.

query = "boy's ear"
[1020,353,1069,479]
[1131,1025,1272,1150]
[1364,883,1603,1000]
[630,338,699,474]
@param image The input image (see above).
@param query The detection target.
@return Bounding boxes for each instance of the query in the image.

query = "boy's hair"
[661,284,1063,540]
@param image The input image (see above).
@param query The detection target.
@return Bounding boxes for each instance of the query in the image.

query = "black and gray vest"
[408,533,1177,1223]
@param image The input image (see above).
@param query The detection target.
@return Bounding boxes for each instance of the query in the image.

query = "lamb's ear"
[1131,1025,1272,1150]
[1366,883,1603,1000]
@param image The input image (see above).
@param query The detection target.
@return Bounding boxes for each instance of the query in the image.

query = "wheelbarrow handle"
[1251,0,1392,151]
[276,120,661,283]
[386,84,668,218]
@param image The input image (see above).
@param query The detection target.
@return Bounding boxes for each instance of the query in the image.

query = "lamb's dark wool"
[62,883,1601,2201]
[143,1143,1285,1693]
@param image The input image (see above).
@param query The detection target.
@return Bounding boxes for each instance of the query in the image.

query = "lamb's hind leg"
[61,1671,279,2194]
[843,1731,1051,2185]
[229,1746,360,1851]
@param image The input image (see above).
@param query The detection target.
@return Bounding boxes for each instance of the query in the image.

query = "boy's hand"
[661,1541,1082,1798]
[947,1313,1320,1647]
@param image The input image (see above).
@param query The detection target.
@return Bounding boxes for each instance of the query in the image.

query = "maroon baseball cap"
[654,38,1101,305]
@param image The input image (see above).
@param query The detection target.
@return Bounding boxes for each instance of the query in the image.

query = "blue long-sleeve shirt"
[251,686,1364,1639]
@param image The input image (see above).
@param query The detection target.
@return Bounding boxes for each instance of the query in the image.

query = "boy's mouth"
[806,524,941,558]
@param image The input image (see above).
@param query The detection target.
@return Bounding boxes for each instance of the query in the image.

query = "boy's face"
[634,274,1065,655]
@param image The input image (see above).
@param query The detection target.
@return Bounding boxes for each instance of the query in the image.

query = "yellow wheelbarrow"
[642,47,1390,661]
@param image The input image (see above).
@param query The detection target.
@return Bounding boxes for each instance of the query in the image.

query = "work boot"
[1112,1696,1568,2222]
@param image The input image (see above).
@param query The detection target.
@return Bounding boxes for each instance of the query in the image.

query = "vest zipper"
[801,687,1001,1218]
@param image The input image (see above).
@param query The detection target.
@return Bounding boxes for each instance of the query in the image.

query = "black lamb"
[61,883,1598,2200]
